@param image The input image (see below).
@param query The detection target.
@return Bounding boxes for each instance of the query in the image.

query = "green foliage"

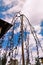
[35,58,41,65]
[2,55,7,65]
[0,58,2,65]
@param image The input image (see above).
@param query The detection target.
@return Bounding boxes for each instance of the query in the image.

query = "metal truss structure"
[0,12,43,65]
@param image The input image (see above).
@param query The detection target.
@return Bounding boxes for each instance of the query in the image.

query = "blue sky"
[0,0,43,59]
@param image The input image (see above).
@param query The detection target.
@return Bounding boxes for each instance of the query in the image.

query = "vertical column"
[26,35,30,65]
[20,14,25,65]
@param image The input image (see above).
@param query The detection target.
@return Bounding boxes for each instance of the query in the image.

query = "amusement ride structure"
[0,12,43,65]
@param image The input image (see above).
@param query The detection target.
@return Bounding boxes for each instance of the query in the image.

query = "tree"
[2,54,7,65]
[35,58,41,65]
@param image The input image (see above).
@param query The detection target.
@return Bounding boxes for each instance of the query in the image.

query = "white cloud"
[34,25,41,33]
[2,0,43,26]
[3,0,26,6]
[1,0,43,26]
[22,0,43,25]
[3,0,13,5]
[2,0,26,14]
[2,0,26,23]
